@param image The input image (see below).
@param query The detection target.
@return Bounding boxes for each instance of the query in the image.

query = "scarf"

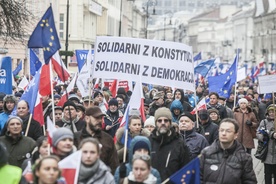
[62,116,80,132]
[78,159,100,182]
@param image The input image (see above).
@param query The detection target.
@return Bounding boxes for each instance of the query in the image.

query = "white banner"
[258,74,276,94]
[92,36,195,91]
[237,67,246,82]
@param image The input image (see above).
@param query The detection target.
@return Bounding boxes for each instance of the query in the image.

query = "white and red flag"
[51,52,70,82]
[18,76,29,90]
[46,116,57,146]
[58,150,82,184]
[119,81,145,127]
[191,97,207,115]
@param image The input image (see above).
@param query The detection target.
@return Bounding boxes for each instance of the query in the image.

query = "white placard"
[258,74,276,94]
[237,67,246,82]
[92,36,195,91]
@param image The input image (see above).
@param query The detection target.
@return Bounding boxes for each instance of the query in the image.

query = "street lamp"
[143,0,156,39]
[163,11,172,41]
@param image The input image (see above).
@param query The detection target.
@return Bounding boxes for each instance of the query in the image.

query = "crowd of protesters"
[0,77,275,184]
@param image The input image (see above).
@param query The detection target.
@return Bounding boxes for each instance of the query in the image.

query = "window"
[59,13,64,39]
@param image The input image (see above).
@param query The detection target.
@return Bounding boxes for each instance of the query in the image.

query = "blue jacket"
[0,112,9,133]
[114,136,161,184]
[170,100,184,123]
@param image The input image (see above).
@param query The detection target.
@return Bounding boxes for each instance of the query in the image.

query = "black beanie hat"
[93,91,103,98]
[62,100,77,111]
[108,98,118,107]
[133,140,150,153]
[178,111,195,122]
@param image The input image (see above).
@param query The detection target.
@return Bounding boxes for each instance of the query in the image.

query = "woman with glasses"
[115,115,150,163]
[78,137,115,184]
[123,154,157,184]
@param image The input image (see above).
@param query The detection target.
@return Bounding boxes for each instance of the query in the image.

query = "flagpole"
[233,49,239,110]
[49,59,56,125]
[193,54,199,128]
[25,114,33,136]
[123,129,129,163]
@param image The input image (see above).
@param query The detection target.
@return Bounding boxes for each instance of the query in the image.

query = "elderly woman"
[234,98,259,154]
[78,137,115,184]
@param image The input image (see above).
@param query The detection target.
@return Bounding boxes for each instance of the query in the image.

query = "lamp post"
[143,0,156,39]
[64,0,69,67]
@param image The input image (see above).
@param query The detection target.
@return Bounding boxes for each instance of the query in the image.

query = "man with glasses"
[76,106,119,174]
[149,107,191,182]
[200,118,257,183]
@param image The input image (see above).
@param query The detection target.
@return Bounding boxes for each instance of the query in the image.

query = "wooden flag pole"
[123,129,129,163]
[25,114,33,136]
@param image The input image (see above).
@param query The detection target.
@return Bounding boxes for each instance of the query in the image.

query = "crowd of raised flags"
[1,5,276,184]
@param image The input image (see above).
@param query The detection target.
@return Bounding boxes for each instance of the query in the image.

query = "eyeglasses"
[133,154,150,161]
[219,129,234,134]
[157,119,170,123]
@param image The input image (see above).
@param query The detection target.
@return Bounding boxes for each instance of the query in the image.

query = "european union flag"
[169,157,200,184]
[208,54,238,98]
[30,49,42,76]
[193,52,202,62]
[194,59,215,77]
[12,60,22,76]
[28,6,61,64]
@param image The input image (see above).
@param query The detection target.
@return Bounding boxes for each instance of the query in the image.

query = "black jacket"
[200,140,257,184]
[149,127,191,182]
[201,120,219,145]
[207,103,228,120]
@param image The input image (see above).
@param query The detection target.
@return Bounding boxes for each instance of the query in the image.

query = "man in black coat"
[149,107,191,182]
[200,118,257,184]
[207,92,228,120]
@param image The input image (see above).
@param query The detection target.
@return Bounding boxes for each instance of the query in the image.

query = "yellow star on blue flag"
[28,6,61,64]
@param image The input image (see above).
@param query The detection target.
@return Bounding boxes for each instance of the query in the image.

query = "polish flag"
[119,81,145,127]
[57,73,78,107]
[33,93,44,125]
[51,52,70,82]
[46,116,57,146]
[18,76,29,90]
[93,78,100,89]
[58,150,82,184]
[191,97,207,115]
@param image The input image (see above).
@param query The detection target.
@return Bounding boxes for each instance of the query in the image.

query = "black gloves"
[119,162,127,178]
[246,120,253,126]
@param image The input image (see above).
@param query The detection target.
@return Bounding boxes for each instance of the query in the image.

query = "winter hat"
[52,127,74,147]
[144,116,155,127]
[14,92,22,98]
[153,92,163,100]
[62,100,77,111]
[238,98,248,105]
[0,92,6,101]
[54,94,61,99]
[68,94,80,103]
[154,107,172,123]
[76,104,85,112]
[93,91,103,98]
[207,108,219,116]
[6,116,23,125]
[85,106,105,118]
[82,96,93,102]
[178,111,195,122]
[267,104,276,112]
[108,98,118,107]
[198,109,209,120]
[133,140,150,153]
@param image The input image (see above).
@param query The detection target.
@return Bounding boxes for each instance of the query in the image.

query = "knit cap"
[144,116,155,127]
[62,100,77,111]
[207,108,219,116]
[52,128,74,147]
[238,98,248,105]
[6,116,23,125]
[133,140,150,153]
[108,98,118,107]
[93,91,103,98]
[154,107,172,124]
[198,109,209,121]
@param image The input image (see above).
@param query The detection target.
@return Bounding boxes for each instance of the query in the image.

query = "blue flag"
[194,59,215,77]
[208,54,238,98]
[0,57,12,94]
[12,60,22,76]
[193,52,201,62]
[30,49,42,76]
[169,157,200,184]
[28,6,61,64]
[75,50,94,72]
